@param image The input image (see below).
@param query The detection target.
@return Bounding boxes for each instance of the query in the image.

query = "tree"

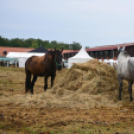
[31,40,38,48]
[70,42,81,50]
[0,36,82,50]
[85,46,90,49]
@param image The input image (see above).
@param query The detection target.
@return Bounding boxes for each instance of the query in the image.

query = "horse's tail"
[25,58,32,93]
[25,56,37,93]
[25,71,31,93]
[25,57,30,71]
[128,59,134,80]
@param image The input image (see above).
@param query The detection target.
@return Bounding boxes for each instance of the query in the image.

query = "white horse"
[117,46,134,101]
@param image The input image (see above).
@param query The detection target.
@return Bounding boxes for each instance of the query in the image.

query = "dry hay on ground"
[53,60,119,93]
[48,59,134,108]
[0,60,134,109]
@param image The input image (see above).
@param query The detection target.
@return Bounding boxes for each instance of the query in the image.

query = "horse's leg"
[128,81,133,101]
[44,75,48,91]
[119,77,122,101]
[31,75,37,94]
[25,71,31,93]
[51,73,56,88]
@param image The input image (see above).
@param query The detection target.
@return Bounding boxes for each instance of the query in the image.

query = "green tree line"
[0,36,81,50]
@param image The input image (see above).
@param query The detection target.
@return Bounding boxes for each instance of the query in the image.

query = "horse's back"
[25,56,38,68]
[25,56,45,76]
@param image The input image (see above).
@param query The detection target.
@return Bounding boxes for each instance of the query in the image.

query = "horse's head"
[117,46,129,59]
[117,46,125,53]
[54,48,63,71]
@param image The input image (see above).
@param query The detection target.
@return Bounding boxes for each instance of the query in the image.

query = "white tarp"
[68,47,93,68]
[6,52,45,68]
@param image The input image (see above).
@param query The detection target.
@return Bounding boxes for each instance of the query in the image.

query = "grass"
[0,120,134,134]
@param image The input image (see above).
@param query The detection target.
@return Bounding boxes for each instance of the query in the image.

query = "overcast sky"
[0,0,134,48]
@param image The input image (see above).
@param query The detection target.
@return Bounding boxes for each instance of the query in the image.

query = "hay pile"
[45,59,132,108]
[52,60,128,95]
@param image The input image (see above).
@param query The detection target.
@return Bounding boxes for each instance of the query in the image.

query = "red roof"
[0,46,34,56]
[0,46,75,56]
[63,50,77,54]
[86,43,134,51]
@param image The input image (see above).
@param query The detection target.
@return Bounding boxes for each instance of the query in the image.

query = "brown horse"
[25,48,63,94]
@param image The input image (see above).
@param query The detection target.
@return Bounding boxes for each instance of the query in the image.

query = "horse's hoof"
[119,98,121,101]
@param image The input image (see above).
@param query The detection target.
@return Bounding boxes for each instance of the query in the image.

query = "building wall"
[125,46,134,57]
[63,52,77,60]
[113,49,118,58]
[0,47,34,57]
[87,50,114,59]
[63,45,134,60]
[113,46,134,58]
[87,46,134,59]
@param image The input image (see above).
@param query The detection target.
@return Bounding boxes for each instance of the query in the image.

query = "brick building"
[63,43,134,60]
[0,46,34,57]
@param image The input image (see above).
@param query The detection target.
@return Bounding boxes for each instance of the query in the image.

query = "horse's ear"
[61,48,63,52]
[117,46,120,51]
[122,46,125,51]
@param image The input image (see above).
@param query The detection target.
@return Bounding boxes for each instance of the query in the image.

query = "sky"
[0,0,134,48]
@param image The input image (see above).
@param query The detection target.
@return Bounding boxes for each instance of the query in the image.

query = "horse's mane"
[44,50,62,61]
[120,51,130,58]
[45,50,56,59]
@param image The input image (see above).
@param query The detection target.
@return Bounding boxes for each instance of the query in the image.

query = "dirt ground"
[0,92,134,134]
[0,93,134,134]
[0,91,134,134]
[0,66,134,134]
